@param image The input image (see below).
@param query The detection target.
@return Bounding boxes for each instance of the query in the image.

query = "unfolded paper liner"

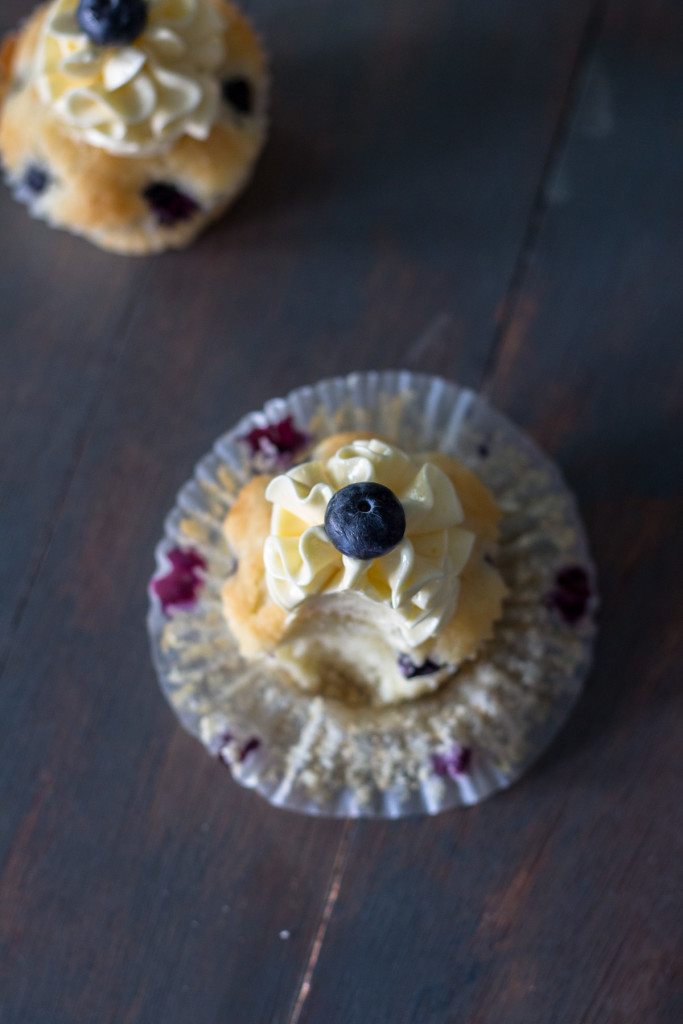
[147,371,598,817]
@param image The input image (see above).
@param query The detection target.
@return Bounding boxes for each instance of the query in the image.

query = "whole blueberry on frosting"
[324,482,406,560]
[77,0,148,46]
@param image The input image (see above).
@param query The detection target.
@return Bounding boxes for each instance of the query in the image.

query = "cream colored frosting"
[264,439,475,649]
[35,0,227,155]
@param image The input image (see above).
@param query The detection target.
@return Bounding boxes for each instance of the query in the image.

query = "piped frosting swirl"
[264,439,475,648]
[35,0,227,155]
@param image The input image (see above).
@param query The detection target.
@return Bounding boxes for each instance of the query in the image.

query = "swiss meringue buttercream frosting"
[264,439,475,648]
[222,434,507,707]
[36,0,227,154]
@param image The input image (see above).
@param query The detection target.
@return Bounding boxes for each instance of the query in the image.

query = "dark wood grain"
[296,3,683,1023]
[1,0,681,1021]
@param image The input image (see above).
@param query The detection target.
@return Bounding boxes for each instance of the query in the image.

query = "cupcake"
[0,0,268,253]
[222,434,508,707]
[148,373,597,816]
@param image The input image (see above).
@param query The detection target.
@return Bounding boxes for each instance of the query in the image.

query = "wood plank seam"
[272,11,613,1014]
[285,821,356,1024]
[481,0,608,393]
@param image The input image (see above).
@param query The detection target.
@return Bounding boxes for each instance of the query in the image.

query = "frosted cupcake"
[223,434,508,707]
[148,372,597,816]
[0,0,268,253]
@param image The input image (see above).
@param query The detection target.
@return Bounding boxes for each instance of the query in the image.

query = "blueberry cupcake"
[148,373,597,816]
[222,434,508,707]
[0,0,268,253]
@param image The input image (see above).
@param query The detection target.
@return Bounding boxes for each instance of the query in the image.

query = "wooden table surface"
[1,1,681,1021]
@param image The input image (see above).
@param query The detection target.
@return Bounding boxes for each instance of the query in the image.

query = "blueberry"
[222,77,253,114]
[15,165,52,205]
[324,482,406,560]
[24,166,49,194]
[397,654,442,678]
[77,0,148,47]
[19,164,51,199]
[143,182,199,226]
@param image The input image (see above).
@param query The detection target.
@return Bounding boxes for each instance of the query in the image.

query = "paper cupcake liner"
[147,372,597,817]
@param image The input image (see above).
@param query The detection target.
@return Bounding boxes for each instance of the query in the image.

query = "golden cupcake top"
[35,0,228,155]
[221,431,507,706]
[264,438,476,649]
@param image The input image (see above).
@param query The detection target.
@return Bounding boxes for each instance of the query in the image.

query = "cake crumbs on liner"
[149,372,596,815]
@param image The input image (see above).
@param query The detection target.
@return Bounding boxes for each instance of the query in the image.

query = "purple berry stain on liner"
[239,737,261,762]
[546,565,591,624]
[218,734,261,764]
[397,654,442,679]
[432,744,472,779]
[144,182,199,226]
[241,416,310,467]
[216,731,233,755]
[152,547,206,613]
